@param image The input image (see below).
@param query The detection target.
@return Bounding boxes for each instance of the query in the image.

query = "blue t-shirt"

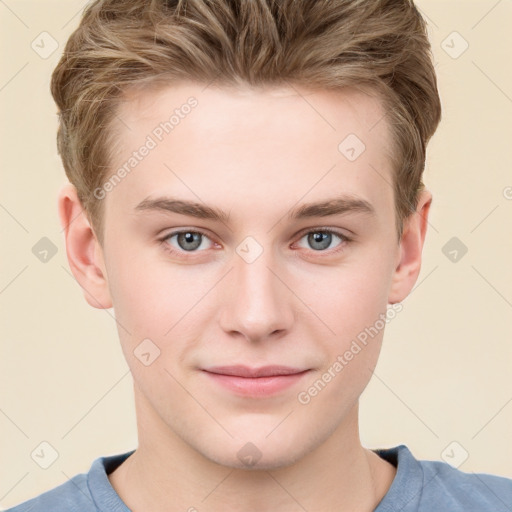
[6,444,512,511]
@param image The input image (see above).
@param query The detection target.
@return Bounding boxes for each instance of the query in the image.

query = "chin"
[196,431,312,471]
[207,447,307,472]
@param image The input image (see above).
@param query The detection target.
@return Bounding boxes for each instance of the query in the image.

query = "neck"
[108,388,396,512]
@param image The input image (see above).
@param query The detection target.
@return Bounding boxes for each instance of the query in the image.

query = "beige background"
[1,0,511,508]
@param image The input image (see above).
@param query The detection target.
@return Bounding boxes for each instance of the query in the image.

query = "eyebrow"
[134,195,376,222]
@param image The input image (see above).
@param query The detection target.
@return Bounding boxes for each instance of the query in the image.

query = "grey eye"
[297,230,344,251]
[163,231,212,252]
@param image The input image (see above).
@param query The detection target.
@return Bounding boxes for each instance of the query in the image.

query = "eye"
[294,228,350,253]
[158,227,351,258]
[159,229,215,256]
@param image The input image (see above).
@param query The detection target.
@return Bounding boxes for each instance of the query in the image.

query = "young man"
[7,0,512,511]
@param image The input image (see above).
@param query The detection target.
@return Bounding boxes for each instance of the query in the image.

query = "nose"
[217,245,295,343]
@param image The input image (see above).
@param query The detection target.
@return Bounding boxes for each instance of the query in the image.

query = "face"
[94,82,404,469]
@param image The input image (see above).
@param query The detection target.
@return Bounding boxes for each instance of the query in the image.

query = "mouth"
[201,365,311,397]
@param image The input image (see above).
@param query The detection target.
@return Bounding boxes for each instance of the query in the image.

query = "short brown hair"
[51,0,442,245]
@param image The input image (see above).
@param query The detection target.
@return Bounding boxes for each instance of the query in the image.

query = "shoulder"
[4,450,134,512]
[418,457,512,510]
[374,444,512,511]
[4,473,95,512]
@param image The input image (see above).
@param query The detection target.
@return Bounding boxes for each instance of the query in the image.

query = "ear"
[388,188,432,304]
[57,182,112,309]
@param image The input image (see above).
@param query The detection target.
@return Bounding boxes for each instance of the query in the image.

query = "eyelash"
[158,227,352,259]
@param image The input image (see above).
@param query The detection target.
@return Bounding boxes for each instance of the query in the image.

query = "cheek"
[293,250,393,341]
[291,249,393,405]
[296,267,389,412]
[106,245,206,331]
[105,249,211,381]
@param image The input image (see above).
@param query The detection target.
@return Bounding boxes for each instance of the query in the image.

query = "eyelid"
[294,226,351,242]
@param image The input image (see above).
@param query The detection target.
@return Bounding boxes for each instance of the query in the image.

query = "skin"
[58,82,431,511]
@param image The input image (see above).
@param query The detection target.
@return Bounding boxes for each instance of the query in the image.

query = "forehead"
[106,81,395,225]
[118,81,390,142]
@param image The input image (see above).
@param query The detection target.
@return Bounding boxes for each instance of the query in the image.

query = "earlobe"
[387,189,432,305]
[57,182,112,309]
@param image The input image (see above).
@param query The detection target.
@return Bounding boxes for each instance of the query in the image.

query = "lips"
[201,365,311,397]
[202,365,308,378]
